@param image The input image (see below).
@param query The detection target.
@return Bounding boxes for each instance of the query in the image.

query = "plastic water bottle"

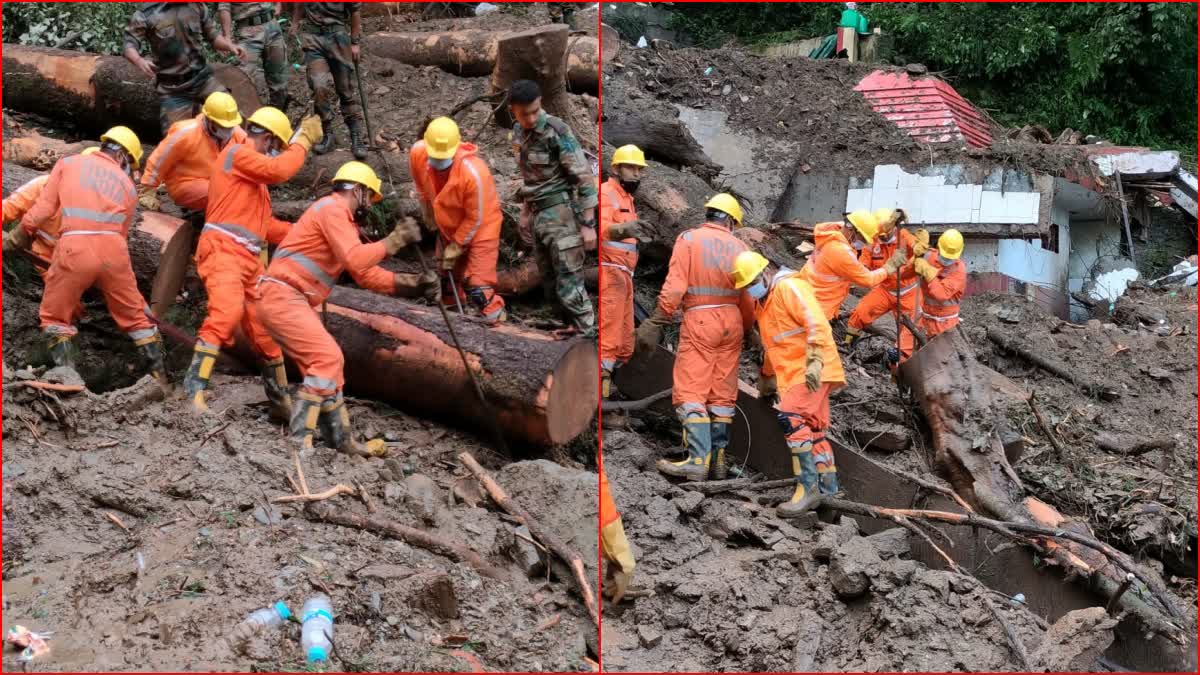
[300,595,334,664]
[227,601,291,652]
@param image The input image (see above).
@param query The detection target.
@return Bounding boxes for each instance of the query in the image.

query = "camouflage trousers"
[547,3,578,29]
[159,71,227,135]
[532,201,594,334]
[300,30,362,126]
[233,20,290,109]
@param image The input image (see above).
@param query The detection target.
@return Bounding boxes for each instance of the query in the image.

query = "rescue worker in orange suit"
[734,250,844,517]
[637,194,756,482]
[409,116,507,324]
[801,210,907,321]
[599,145,647,404]
[8,127,169,386]
[600,461,635,604]
[844,208,930,361]
[182,107,325,419]
[3,148,103,324]
[911,228,966,341]
[138,92,247,215]
[253,162,438,456]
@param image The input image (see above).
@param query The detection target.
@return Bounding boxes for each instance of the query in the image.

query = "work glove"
[842,326,862,347]
[601,518,636,604]
[383,217,421,255]
[439,241,463,271]
[757,374,777,399]
[804,351,824,392]
[2,226,31,253]
[418,270,440,303]
[882,248,907,275]
[606,220,641,241]
[912,256,939,282]
[138,185,161,212]
[634,308,670,355]
[290,115,324,152]
[911,229,930,258]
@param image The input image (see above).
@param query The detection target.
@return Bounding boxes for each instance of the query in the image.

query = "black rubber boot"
[290,391,323,452]
[45,332,78,370]
[319,393,385,457]
[134,332,171,390]
[348,120,368,160]
[312,118,336,155]
[183,343,219,413]
[261,357,293,424]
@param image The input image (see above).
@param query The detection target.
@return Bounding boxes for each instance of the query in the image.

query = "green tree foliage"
[2,2,137,56]
[667,2,1198,151]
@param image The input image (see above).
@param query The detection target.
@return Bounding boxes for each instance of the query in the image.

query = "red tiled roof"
[854,70,993,148]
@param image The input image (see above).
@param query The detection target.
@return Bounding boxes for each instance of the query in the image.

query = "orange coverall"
[658,222,756,421]
[4,173,84,323]
[142,116,246,211]
[757,270,845,495]
[20,153,156,342]
[598,176,638,381]
[848,228,921,358]
[195,141,306,358]
[800,221,889,320]
[409,140,505,322]
[915,250,967,338]
[253,195,398,397]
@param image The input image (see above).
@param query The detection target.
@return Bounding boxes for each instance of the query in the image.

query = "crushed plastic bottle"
[475,2,499,15]
[301,595,334,664]
[227,601,291,653]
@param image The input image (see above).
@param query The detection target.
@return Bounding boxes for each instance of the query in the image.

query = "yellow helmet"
[100,126,143,168]
[937,228,964,260]
[732,250,770,289]
[424,116,461,160]
[202,91,243,128]
[705,193,743,226]
[332,161,383,203]
[81,147,100,156]
[246,106,293,144]
[873,208,898,235]
[611,144,646,168]
[844,210,878,242]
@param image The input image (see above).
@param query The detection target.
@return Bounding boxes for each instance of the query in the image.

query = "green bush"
[2,2,136,55]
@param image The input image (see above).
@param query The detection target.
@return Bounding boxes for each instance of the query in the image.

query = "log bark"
[598,154,713,266]
[600,73,721,178]
[124,216,597,446]
[986,327,1120,400]
[2,45,260,143]
[493,258,598,297]
[490,25,574,129]
[2,161,42,196]
[365,30,603,94]
[3,133,99,171]
[459,452,599,628]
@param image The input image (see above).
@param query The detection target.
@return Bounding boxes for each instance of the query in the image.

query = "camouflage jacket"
[216,2,276,23]
[300,2,361,29]
[512,111,598,215]
[125,3,221,92]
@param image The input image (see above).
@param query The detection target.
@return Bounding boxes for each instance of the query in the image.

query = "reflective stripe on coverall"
[598,177,638,376]
[799,221,888,320]
[142,115,248,211]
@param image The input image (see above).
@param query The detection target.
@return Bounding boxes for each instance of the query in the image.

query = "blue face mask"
[428,156,454,171]
[746,279,768,300]
[938,254,954,267]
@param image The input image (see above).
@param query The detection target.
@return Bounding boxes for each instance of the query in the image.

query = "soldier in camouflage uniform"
[547,3,579,30]
[124,3,246,135]
[289,2,368,160]
[218,2,290,110]
[509,79,598,335]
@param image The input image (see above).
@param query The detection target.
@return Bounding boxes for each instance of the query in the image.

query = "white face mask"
[938,254,954,267]
[851,240,867,251]
[428,156,454,171]
[746,279,768,300]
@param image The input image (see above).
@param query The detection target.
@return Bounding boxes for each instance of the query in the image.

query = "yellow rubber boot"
[182,342,219,413]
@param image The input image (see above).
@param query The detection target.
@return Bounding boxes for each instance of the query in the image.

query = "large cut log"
[600,70,722,178]
[124,212,598,446]
[490,25,574,129]
[365,30,603,94]
[2,161,43,196]
[1,44,260,142]
[599,152,713,266]
[3,132,98,171]
[493,258,598,297]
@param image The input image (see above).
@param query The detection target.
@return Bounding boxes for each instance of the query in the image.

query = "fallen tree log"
[126,216,597,446]
[986,327,1120,400]
[2,44,260,142]
[281,148,412,196]
[491,25,582,132]
[459,452,599,628]
[601,72,721,178]
[3,132,98,170]
[2,161,43,196]
[897,327,1185,641]
[365,30,603,94]
[599,153,713,266]
[493,258,598,297]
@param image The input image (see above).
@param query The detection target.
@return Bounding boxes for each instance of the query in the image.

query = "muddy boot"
[290,390,323,452]
[45,331,78,370]
[312,117,336,155]
[134,331,171,391]
[348,119,368,161]
[319,393,386,457]
[182,342,220,413]
[776,440,822,519]
[259,357,293,423]
[709,413,733,481]
[656,412,712,482]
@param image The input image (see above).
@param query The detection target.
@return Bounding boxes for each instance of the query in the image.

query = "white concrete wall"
[844,164,1040,225]
[961,240,999,274]
[1067,218,1124,290]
